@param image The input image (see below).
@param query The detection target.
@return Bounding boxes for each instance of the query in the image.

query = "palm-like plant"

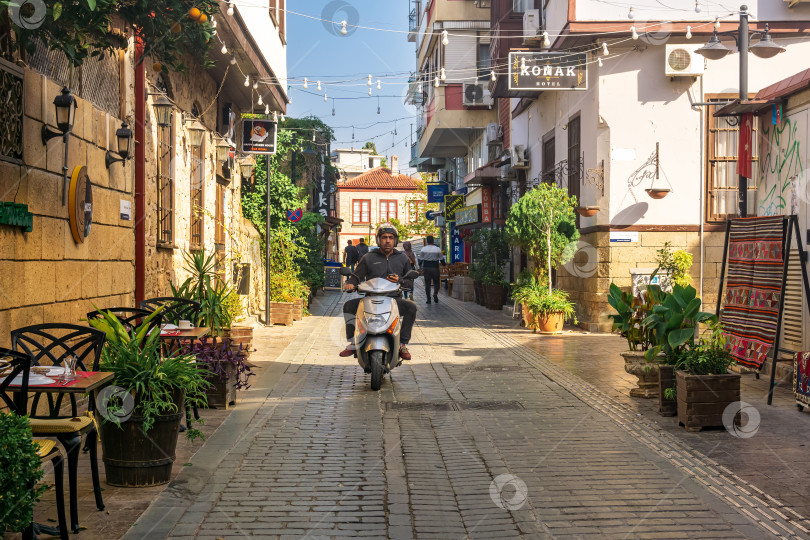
[170,250,235,335]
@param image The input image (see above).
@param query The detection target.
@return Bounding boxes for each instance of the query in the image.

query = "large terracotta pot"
[622,351,660,398]
[533,311,565,333]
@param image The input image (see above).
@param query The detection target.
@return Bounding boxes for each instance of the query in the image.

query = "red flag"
[738,113,753,179]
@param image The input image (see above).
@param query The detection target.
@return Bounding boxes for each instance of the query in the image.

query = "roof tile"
[339,167,419,190]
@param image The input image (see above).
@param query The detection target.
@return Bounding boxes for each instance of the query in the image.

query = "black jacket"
[344,245,360,265]
[347,249,414,290]
[356,243,369,257]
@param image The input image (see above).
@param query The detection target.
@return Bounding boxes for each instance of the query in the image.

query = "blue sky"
[286,1,418,174]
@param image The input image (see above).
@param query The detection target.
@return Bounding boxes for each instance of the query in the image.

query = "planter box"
[676,370,740,432]
[221,326,253,359]
[269,302,294,326]
[658,364,677,417]
[293,298,304,321]
[483,284,507,310]
[204,362,237,409]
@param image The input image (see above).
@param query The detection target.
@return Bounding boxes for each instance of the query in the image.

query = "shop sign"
[450,223,464,263]
[455,205,481,227]
[481,186,492,223]
[69,166,93,244]
[241,118,278,154]
[0,201,33,232]
[444,194,465,221]
[427,183,448,203]
[508,52,588,91]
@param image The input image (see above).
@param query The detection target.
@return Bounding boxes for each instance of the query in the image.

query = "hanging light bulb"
[317,80,322,91]
[628,6,635,19]
[440,67,446,81]
[434,76,440,87]
[377,105,380,114]
[542,31,550,48]
[230,56,236,65]
[491,70,496,81]
[686,26,692,40]
[221,43,228,55]
[303,78,308,89]
[340,21,348,35]
[377,80,382,91]
[257,94,263,106]
[715,18,720,30]
[602,41,609,56]
[598,57,603,67]
[253,80,259,90]
[227,2,234,16]
[272,111,278,122]
[695,1,702,13]
[324,93,328,102]
[442,30,449,46]
[281,114,285,122]
[368,87,372,96]
[266,104,270,115]
[244,74,250,87]
[631,26,638,40]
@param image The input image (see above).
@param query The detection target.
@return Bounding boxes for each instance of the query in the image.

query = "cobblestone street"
[123,290,810,540]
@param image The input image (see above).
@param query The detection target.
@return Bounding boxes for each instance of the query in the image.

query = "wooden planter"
[533,312,565,334]
[473,281,484,305]
[676,370,741,432]
[658,364,677,417]
[483,284,507,310]
[269,301,294,326]
[293,298,304,321]
[220,326,253,359]
[203,362,237,409]
[98,389,185,487]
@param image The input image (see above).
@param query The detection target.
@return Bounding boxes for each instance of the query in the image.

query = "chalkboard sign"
[324,267,343,290]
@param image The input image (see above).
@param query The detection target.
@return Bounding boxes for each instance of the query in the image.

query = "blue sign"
[450,223,464,263]
[427,183,449,203]
[287,208,303,222]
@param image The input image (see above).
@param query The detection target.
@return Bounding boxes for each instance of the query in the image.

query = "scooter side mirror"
[338,267,353,276]
[404,270,420,280]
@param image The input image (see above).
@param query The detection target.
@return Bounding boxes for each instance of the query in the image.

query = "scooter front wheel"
[369,350,384,391]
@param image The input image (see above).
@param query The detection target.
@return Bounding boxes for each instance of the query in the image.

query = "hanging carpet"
[721,216,785,370]
[794,352,810,406]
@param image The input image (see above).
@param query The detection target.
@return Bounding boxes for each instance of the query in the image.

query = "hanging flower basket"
[645,188,671,200]
[575,206,600,217]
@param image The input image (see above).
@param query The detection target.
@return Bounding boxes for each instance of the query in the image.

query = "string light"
[368,87,372,96]
[340,20,348,35]
[324,93,328,102]
[631,26,638,40]
[230,56,236,65]
[257,94,263,106]
[417,81,423,93]
[542,31,550,48]
[628,7,635,19]
[491,70,496,81]
[434,76,439,87]
[265,104,270,115]
[714,18,720,30]
[221,44,228,55]
[440,67,446,81]
[441,30,449,46]
[317,80,322,91]
[376,80,381,90]
[227,2,234,16]
[602,41,609,56]
[367,75,372,86]
[695,1,702,13]
[598,57,603,67]
[253,80,258,90]
[303,78,308,89]
[244,75,250,87]
[686,26,692,39]
[281,114,285,122]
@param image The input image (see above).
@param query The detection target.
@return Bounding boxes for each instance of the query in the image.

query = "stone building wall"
[0,67,134,347]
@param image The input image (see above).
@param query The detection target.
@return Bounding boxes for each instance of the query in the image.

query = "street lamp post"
[696,5,785,217]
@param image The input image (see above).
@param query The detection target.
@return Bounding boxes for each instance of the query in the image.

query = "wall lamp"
[152,94,174,127]
[216,140,231,163]
[187,118,206,148]
[41,87,78,205]
[105,122,134,168]
[239,161,254,178]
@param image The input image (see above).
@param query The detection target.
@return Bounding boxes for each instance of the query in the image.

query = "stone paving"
[122,288,810,539]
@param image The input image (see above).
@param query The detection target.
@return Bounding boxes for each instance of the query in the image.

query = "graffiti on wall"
[758,117,804,216]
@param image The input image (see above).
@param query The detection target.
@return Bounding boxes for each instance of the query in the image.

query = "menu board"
[324,267,343,289]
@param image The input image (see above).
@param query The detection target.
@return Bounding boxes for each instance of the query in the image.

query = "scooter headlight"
[364,312,390,333]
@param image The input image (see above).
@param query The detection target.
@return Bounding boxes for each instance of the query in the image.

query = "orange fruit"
[188,7,201,20]
[197,13,208,24]
[152,62,163,72]
[171,22,182,34]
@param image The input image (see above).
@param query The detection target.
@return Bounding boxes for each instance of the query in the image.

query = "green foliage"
[88,308,210,441]
[221,290,245,323]
[170,250,234,336]
[670,320,735,376]
[403,177,439,238]
[513,272,577,324]
[641,283,715,363]
[266,227,309,302]
[606,283,660,351]
[655,242,693,288]
[0,412,47,532]
[374,217,410,242]
[0,0,220,71]
[294,213,325,291]
[468,229,510,286]
[505,183,579,290]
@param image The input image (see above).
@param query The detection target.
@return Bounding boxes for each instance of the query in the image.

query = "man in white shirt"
[418,235,446,304]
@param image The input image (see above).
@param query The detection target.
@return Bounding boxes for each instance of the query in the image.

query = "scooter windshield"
[358,277,401,295]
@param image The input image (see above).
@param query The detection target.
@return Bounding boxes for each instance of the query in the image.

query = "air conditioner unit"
[463,82,493,107]
[510,145,529,169]
[523,9,540,39]
[485,123,499,145]
[665,44,705,77]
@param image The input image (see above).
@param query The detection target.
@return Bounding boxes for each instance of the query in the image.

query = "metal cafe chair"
[86,307,163,339]
[138,297,201,326]
[0,348,69,540]
[10,324,106,533]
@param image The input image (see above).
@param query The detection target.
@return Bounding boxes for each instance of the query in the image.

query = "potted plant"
[668,320,739,432]
[505,182,580,327]
[0,412,48,534]
[266,227,310,325]
[468,229,511,310]
[186,336,254,409]
[513,273,577,333]
[88,309,210,487]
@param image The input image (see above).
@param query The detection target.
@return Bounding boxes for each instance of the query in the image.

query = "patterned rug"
[795,352,810,405]
[721,216,785,370]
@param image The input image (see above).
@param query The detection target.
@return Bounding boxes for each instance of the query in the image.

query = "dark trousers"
[344,297,417,344]
[424,268,440,298]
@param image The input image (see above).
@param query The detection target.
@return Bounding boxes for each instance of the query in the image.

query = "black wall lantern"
[105,122,134,168]
[41,87,78,205]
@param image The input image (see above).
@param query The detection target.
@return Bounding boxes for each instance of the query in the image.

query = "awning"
[463,159,503,186]
[714,99,773,117]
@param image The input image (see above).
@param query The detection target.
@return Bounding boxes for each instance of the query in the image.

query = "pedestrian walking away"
[341,224,417,360]
[419,235,445,304]
[356,237,369,259]
[343,239,360,272]
[401,240,418,299]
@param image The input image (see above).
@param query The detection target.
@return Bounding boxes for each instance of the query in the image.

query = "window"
[477,42,491,81]
[567,116,581,213]
[409,200,426,223]
[269,0,285,40]
[157,116,174,246]
[369,158,374,169]
[215,181,226,246]
[353,199,370,223]
[513,0,533,12]
[706,99,758,221]
[380,200,398,221]
[542,136,555,185]
[190,142,204,250]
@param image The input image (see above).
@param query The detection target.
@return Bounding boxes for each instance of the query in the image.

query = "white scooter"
[339,268,419,391]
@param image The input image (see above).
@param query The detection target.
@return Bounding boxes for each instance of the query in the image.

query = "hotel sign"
[508,52,588,91]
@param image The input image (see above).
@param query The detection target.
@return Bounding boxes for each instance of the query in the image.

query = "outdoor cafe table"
[159,326,210,356]
[17,370,115,394]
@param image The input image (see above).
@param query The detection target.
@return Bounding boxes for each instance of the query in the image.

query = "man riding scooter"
[340,224,418,361]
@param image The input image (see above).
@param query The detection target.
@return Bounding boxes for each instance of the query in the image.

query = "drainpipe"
[135,35,146,304]
[699,75,705,303]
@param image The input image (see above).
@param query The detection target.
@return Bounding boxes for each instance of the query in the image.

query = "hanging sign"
[427,183,449,203]
[241,119,278,155]
[68,166,93,244]
[481,186,492,223]
[444,194,465,221]
[0,202,33,232]
[450,223,464,263]
[508,52,588,91]
[455,205,481,227]
[287,208,303,222]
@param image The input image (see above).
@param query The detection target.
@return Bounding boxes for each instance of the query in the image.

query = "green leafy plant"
[221,290,245,323]
[266,227,309,302]
[513,273,577,328]
[468,229,511,287]
[87,307,210,441]
[170,250,234,336]
[607,282,661,351]
[664,320,735,399]
[0,412,47,533]
[656,242,693,288]
[642,283,715,363]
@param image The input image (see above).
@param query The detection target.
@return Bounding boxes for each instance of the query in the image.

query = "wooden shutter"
[781,246,805,351]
